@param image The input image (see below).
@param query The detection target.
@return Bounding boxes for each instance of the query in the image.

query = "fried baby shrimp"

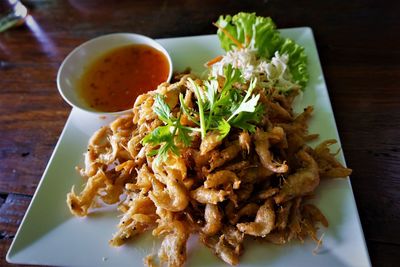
[81,148,98,178]
[148,156,189,212]
[190,186,229,204]
[234,182,254,203]
[239,165,273,184]
[298,205,324,242]
[153,220,190,267]
[125,164,153,194]
[114,159,135,173]
[67,169,108,216]
[256,187,279,200]
[275,200,293,230]
[293,106,314,132]
[209,141,242,170]
[224,160,251,172]
[80,126,116,177]
[110,114,134,138]
[239,131,251,153]
[200,131,223,155]
[133,91,157,125]
[161,154,188,182]
[287,197,303,241]
[310,140,352,179]
[302,204,329,228]
[254,128,288,173]
[80,126,111,177]
[67,68,350,266]
[264,230,288,245]
[214,235,240,265]
[222,225,244,249]
[181,147,206,170]
[266,98,293,122]
[127,131,144,158]
[109,115,136,160]
[270,88,299,111]
[158,74,193,107]
[275,150,320,204]
[149,174,189,212]
[100,170,130,205]
[200,227,244,266]
[224,200,236,223]
[237,198,276,237]
[278,106,313,141]
[231,203,259,224]
[110,195,157,246]
[202,204,223,235]
[204,170,241,190]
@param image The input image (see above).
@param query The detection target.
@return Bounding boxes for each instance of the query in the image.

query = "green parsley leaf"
[142,66,264,165]
[142,125,178,165]
[227,78,260,122]
[155,141,179,165]
[142,125,172,144]
[147,149,159,157]
[143,94,194,164]
[217,119,231,140]
[204,79,218,109]
[221,64,243,95]
[153,94,172,124]
[176,120,192,147]
[230,104,264,132]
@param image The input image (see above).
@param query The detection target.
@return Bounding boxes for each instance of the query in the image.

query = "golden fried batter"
[67,73,352,266]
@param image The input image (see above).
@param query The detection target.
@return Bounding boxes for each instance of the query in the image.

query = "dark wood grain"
[0,194,32,267]
[1,0,399,266]
[367,241,400,267]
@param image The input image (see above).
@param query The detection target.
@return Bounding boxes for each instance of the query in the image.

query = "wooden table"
[1,0,399,266]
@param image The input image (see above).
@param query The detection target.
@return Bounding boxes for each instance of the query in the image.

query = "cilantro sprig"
[142,94,195,164]
[143,65,264,164]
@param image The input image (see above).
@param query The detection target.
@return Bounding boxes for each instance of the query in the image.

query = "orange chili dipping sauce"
[78,44,170,112]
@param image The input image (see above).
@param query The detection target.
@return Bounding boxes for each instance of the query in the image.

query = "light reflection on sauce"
[78,44,170,112]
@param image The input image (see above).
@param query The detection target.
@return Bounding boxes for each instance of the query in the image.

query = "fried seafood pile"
[67,73,351,266]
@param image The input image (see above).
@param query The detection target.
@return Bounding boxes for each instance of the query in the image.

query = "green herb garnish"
[143,65,263,163]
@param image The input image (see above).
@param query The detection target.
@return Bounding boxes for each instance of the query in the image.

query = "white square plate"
[7,28,371,267]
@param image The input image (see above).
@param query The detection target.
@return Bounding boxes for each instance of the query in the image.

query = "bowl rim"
[56,32,173,116]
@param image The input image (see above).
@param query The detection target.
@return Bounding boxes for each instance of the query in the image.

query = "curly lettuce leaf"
[278,38,308,87]
[216,12,309,88]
